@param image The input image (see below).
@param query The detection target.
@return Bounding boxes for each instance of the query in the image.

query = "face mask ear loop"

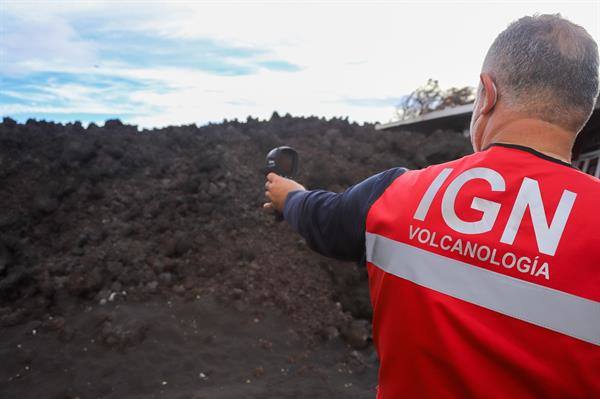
[491,81,498,108]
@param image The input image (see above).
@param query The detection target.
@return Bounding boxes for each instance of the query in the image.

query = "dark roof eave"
[375,103,474,131]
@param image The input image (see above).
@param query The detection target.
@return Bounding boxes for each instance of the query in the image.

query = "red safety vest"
[365,144,600,398]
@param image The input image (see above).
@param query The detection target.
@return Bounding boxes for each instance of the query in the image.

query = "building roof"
[376,96,600,132]
[375,103,473,131]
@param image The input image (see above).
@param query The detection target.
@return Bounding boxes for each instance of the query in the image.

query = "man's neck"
[481,117,576,163]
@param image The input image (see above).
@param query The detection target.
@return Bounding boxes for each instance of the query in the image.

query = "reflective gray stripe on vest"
[365,232,600,346]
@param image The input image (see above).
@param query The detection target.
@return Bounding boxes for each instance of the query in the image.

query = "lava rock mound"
[0,115,471,346]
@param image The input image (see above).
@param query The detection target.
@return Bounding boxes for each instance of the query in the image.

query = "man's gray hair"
[483,14,599,132]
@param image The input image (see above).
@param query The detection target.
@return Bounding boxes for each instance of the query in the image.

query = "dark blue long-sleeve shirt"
[282,167,407,263]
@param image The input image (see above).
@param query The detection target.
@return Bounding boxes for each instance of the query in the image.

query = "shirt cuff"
[282,190,307,225]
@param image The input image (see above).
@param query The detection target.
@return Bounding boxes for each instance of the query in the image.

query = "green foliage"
[395,79,475,121]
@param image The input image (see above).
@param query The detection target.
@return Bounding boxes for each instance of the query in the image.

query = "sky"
[1,1,599,128]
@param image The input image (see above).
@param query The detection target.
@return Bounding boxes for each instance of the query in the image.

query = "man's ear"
[479,73,497,114]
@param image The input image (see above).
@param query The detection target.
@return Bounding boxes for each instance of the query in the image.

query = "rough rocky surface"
[0,115,471,398]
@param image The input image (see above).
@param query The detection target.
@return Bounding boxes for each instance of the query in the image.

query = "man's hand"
[263,172,306,213]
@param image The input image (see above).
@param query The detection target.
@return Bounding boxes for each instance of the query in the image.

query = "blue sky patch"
[0,13,302,126]
[258,60,303,72]
[0,71,163,118]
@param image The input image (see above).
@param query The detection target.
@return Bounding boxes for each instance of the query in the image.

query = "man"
[264,14,599,398]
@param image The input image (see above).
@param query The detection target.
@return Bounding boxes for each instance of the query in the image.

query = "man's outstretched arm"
[264,168,406,262]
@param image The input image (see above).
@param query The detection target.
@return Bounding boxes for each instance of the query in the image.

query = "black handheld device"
[263,146,299,221]
[263,146,299,177]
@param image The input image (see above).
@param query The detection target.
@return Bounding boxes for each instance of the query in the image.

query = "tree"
[395,79,475,121]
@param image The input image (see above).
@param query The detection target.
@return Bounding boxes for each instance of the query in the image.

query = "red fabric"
[366,145,600,398]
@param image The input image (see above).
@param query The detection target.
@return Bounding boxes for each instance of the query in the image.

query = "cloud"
[0,3,303,126]
[82,30,302,76]
[1,5,301,77]
[0,12,96,76]
[341,96,406,108]
[1,1,598,127]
